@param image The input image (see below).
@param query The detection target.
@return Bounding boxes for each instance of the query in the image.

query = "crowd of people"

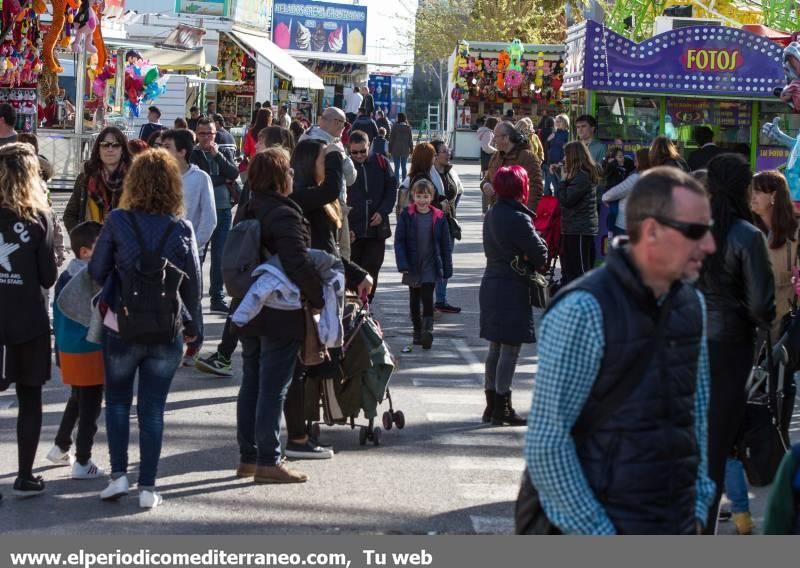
[0,98,466,508]
[1,96,798,533]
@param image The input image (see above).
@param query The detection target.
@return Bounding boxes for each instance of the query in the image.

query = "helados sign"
[681,48,743,72]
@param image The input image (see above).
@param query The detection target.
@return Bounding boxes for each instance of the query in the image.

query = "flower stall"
[445,39,565,159]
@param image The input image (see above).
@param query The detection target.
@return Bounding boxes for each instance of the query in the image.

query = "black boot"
[412,315,422,345]
[421,316,434,350]
[482,390,496,423]
[492,392,526,426]
[505,391,527,426]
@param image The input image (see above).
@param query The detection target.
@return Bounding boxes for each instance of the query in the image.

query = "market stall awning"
[141,48,206,71]
[230,30,324,90]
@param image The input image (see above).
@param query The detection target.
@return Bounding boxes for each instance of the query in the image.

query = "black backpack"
[222,204,272,299]
[116,212,186,344]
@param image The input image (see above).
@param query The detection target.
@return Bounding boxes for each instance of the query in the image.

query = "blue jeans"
[393,156,408,182]
[237,335,300,466]
[208,207,232,304]
[435,200,458,305]
[102,331,182,487]
[724,458,750,513]
[543,167,557,197]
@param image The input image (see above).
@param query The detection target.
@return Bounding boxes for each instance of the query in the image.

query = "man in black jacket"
[189,117,239,332]
[351,111,379,144]
[359,86,375,118]
[687,126,723,171]
[347,130,396,302]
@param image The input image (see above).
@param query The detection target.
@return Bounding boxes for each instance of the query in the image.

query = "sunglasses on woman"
[652,216,713,240]
[99,141,122,149]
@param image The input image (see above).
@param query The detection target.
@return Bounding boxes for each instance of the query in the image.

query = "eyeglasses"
[350,149,368,155]
[652,216,714,241]
[152,142,163,148]
[99,142,122,149]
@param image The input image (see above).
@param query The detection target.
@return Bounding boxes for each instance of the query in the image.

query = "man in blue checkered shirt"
[524,167,718,534]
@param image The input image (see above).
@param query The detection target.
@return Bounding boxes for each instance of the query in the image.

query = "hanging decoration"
[123,53,167,118]
[0,0,43,88]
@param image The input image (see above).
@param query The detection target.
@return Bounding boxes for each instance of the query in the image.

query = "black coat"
[0,209,57,346]
[556,169,598,236]
[698,218,775,343]
[347,155,397,239]
[479,198,548,344]
[688,144,723,172]
[351,116,379,142]
[291,152,369,290]
[231,191,323,342]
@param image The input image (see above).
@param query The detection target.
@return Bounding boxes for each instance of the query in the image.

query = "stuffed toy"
[73,0,98,54]
[43,0,80,72]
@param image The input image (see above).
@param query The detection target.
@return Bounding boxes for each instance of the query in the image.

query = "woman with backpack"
[280,139,372,458]
[231,148,325,484]
[0,143,58,500]
[89,149,201,509]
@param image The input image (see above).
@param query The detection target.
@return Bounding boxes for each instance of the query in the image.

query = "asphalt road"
[0,162,796,534]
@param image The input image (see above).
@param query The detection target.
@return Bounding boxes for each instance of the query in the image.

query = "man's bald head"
[321,107,347,137]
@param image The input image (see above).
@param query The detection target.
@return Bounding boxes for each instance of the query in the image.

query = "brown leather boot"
[254,462,309,484]
[236,463,257,478]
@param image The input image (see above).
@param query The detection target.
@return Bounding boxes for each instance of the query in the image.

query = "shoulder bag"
[510,255,549,308]
[515,292,675,534]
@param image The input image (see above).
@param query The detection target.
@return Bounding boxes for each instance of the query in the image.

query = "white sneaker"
[99,475,129,501]
[139,489,163,509]
[72,460,105,480]
[46,445,75,467]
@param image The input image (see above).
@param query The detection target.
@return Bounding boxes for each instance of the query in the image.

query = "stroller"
[303,297,404,447]
[534,196,562,281]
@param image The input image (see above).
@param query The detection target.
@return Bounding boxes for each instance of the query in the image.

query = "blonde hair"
[515,117,544,162]
[0,142,50,222]
[118,149,185,216]
[555,114,570,130]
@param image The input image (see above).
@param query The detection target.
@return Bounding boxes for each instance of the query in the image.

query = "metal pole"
[74,40,87,136]
[115,48,125,115]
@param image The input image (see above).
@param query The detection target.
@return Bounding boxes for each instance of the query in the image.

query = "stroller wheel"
[382,411,393,431]
[311,423,321,441]
[393,410,406,430]
[372,427,382,446]
[359,426,368,446]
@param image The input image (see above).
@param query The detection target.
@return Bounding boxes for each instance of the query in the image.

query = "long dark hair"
[249,108,272,140]
[751,170,798,249]
[705,153,753,274]
[649,136,681,167]
[291,139,326,188]
[85,127,131,177]
[563,140,598,183]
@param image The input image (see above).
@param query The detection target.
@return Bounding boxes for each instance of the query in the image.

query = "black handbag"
[510,256,549,308]
[515,292,675,534]
[447,212,462,241]
[734,330,791,487]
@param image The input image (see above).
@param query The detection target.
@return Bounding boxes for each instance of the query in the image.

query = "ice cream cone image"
[275,19,291,49]
[327,26,343,53]
[347,26,364,55]
[296,21,310,50]
[311,23,326,52]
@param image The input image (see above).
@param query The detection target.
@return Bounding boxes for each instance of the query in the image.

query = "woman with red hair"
[479,165,548,426]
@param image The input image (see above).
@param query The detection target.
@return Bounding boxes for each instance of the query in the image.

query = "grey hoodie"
[182,164,217,250]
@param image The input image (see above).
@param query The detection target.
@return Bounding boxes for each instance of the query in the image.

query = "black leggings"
[560,234,596,285]
[409,284,435,319]
[16,384,42,480]
[54,385,104,465]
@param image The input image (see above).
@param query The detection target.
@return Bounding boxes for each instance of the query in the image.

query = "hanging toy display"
[495,50,509,89]
[43,0,80,73]
[72,0,99,54]
[534,51,545,92]
[504,39,525,89]
[550,58,564,97]
[124,53,166,118]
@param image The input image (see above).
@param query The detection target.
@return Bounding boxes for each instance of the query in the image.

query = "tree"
[412,0,583,110]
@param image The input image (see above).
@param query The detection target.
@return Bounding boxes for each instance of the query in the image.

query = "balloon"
[143,66,159,85]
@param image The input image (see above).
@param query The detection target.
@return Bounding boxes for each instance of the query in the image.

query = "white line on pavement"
[470,515,515,535]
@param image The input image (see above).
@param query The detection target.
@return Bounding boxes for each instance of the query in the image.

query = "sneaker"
[182,347,199,367]
[139,489,163,509]
[46,445,75,467]
[195,352,233,377]
[285,440,333,460]
[99,475,129,501]
[210,300,230,315]
[254,462,309,484]
[72,460,105,480]
[434,302,461,314]
[12,476,45,498]
[236,463,257,478]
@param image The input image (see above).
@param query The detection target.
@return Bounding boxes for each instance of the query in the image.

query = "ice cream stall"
[445,40,566,160]
[562,20,786,168]
[272,0,369,120]
[368,74,408,120]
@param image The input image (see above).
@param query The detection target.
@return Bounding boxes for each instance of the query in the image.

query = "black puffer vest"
[551,244,703,534]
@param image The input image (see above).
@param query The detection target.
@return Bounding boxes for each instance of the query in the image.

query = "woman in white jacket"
[601,148,650,236]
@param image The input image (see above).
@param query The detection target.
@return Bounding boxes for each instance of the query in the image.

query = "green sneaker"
[195,352,233,377]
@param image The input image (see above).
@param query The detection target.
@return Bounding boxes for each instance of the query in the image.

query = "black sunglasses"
[99,141,122,149]
[652,216,713,240]
[350,149,368,155]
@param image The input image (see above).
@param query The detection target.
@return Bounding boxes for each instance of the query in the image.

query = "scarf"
[86,164,126,222]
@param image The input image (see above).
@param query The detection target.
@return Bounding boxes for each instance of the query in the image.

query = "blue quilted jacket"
[89,209,202,338]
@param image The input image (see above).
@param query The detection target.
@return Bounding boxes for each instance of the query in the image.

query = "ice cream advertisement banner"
[272,0,367,56]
